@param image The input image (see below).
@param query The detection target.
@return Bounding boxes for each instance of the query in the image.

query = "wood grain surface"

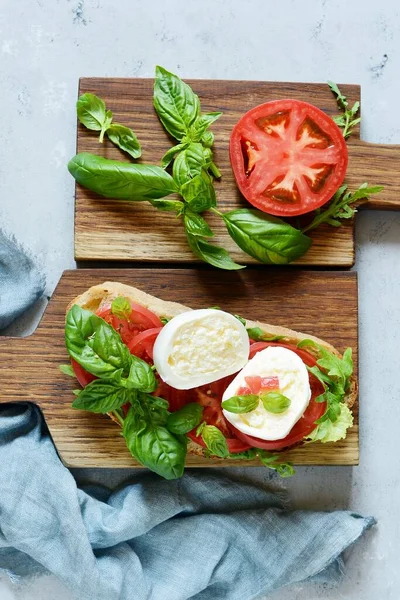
[0,269,358,468]
[73,78,400,266]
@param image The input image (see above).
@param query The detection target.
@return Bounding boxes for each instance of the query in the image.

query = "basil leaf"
[186,232,244,271]
[76,93,107,131]
[181,170,216,213]
[223,209,312,264]
[72,379,129,413]
[65,305,131,377]
[59,364,75,377]
[260,392,291,414]
[100,110,113,143]
[149,198,185,213]
[221,395,259,414]
[111,297,131,319]
[201,131,214,148]
[126,356,157,393]
[184,210,214,238]
[153,66,200,141]
[68,153,179,200]
[189,112,222,141]
[246,327,285,342]
[257,450,295,477]
[123,406,187,480]
[166,403,203,435]
[106,124,141,159]
[172,143,205,186]
[234,314,246,326]
[161,143,187,168]
[201,425,229,458]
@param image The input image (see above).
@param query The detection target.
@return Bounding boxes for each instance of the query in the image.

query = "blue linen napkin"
[0,231,376,600]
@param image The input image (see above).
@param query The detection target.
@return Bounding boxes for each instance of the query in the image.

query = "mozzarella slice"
[153,309,249,390]
[222,346,311,440]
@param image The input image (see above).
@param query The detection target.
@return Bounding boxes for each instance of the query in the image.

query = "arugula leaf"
[166,403,203,435]
[298,339,353,390]
[302,183,384,233]
[153,66,200,141]
[106,124,141,159]
[221,208,312,264]
[306,403,353,443]
[59,364,75,377]
[186,230,244,270]
[260,392,291,414]
[72,379,130,413]
[65,305,132,377]
[184,210,214,238]
[68,153,179,200]
[123,405,187,480]
[181,170,216,213]
[246,327,285,342]
[328,81,361,138]
[222,395,259,414]
[257,450,295,477]
[201,425,229,458]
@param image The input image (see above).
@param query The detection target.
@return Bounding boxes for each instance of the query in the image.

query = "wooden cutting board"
[74,78,400,266]
[0,269,358,468]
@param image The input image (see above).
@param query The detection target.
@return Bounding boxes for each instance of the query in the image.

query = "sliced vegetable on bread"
[61,282,356,480]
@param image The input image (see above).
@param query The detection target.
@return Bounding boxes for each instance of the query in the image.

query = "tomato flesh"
[230,99,348,217]
[127,327,163,362]
[96,302,163,346]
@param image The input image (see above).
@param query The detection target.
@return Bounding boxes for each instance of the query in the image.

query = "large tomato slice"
[96,302,163,346]
[230,99,348,217]
[231,341,326,450]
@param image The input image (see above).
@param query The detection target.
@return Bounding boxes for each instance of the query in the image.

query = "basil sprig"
[77,92,141,158]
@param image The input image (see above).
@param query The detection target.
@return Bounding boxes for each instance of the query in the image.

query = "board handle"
[0,336,37,404]
[348,141,400,210]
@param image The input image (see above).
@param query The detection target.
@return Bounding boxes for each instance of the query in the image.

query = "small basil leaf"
[154,66,200,141]
[222,395,259,414]
[234,314,246,326]
[172,143,206,187]
[189,112,222,141]
[106,123,141,159]
[186,232,244,271]
[65,305,131,377]
[72,379,129,413]
[59,364,75,377]
[166,403,203,435]
[201,131,214,148]
[183,210,214,238]
[223,209,312,264]
[126,356,157,393]
[111,297,131,319]
[99,110,113,142]
[77,93,107,131]
[260,392,291,414]
[201,425,229,458]
[181,170,216,213]
[123,406,187,480]
[246,327,285,342]
[149,198,185,213]
[68,153,179,201]
[161,143,187,168]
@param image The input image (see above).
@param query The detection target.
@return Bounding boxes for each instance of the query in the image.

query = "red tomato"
[97,302,162,346]
[230,99,348,217]
[127,327,163,362]
[232,341,326,450]
[71,358,97,387]
[244,375,280,394]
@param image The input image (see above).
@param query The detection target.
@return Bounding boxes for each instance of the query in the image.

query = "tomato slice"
[127,327,163,362]
[232,341,326,450]
[71,358,97,388]
[230,99,348,217]
[96,302,163,346]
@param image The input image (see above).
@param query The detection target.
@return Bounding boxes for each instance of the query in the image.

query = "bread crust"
[68,281,357,456]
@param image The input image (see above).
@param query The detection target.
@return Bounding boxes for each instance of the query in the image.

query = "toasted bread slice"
[68,281,357,456]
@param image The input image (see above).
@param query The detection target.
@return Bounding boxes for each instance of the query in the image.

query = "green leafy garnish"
[306,403,353,443]
[201,425,229,458]
[111,297,131,320]
[260,392,291,414]
[328,81,361,139]
[166,403,203,435]
[221,395,259,414]
[59,364,75,377]
[302,183,384,233]
[246,327,284,343]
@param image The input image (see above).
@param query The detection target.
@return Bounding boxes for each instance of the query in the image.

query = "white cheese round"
[222,346,311,440]
[153,309,250,390]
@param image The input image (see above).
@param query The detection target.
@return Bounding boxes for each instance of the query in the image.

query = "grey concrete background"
[1,0,400,598]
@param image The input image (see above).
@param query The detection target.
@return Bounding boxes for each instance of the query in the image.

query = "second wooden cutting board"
[0,268,358,468]
[74,77,400,266]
